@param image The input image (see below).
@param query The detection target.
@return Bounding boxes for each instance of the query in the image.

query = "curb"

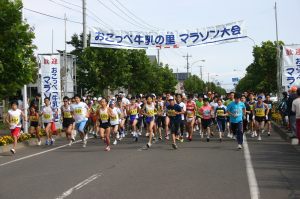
[0,133,67,154]
[272,121,299,146]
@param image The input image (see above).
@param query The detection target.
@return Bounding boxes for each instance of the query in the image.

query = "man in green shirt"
[195,94,204,137]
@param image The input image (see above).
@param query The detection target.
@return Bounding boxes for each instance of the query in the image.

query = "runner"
[109,100,121,145]
[215,99,227,142]
[176,93,186,142]
[156,95,165,140]
[253,96,269,141]
[248,93,257,137]
[164,93,171,140]
[224,92,234,138]
[28,105,41,145]
[127,97,140,141]
[199,98,214,142]
[264,94,273,136]
[140,95,156,148]
[195,94,204,138]
[166,96,183,149]
[5,101,26,154]
[116,97,126,139]
[90,97,99,138]
[40,97,56,145]
[226,94,246,149]
[97,98,113,151]
[186,94,196,141]
[61,96,75,146]
[70,95,89,148]
[241,95,251,134]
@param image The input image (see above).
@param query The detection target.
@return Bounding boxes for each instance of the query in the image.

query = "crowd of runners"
[5,91,275,154]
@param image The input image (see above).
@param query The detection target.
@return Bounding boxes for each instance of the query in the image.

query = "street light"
[190,59,205,78]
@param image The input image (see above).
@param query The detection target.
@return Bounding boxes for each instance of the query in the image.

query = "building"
[173,72,190,94]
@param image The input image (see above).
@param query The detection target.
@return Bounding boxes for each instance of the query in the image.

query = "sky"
[22,0,300,91]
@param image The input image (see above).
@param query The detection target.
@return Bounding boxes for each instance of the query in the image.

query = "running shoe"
[105,146,111,151]
[159,136,163,140]
[146,142,152,148]
[219,138,222,142]
[116,133,120,139]
[146,132,149,137]
[258,135,262,141]
[238,144,242,149]
[185,133,189,138]
[206,137,210,142]
[268,132,271,136]
[68,140,73,146]
[138,131,142,136]
[83,139,87,147]
[134,137,138,142]
[50,139,55,145]
[10,148,16,154]
[45,140,49,145]
[165,135,169,140]
[37,140,42,146]
[113,139,117,145]
[172,143,178,149]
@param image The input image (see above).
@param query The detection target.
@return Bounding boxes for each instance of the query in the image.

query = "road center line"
[243,135,260,199]
[0,138,90,167]
[55,172,103,199]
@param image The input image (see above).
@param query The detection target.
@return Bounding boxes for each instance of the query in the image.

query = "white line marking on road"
[0,137,92,167]
[55,172,102,199]
[243,135,260,199]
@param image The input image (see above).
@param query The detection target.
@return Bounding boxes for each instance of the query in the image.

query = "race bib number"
[44,114,51,120]
[255,108,265,117]
[203,110,211,117]
[168,110,176,117]
[187,111,194,118]
[147,109,155,116]
[111,115,117,121]
[64,112,72,118]
[217,110,224,116]
[30,116,38,122]
[75,108,82,115]
[11,116,19,124]
[100,114,109,121]
[130,109,137,115]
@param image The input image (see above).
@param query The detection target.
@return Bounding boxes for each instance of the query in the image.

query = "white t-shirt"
[292,97,300,119]
[122,97,130,105]
[41,105,54,123]
[110,107,120,125]
[8,109,22,129]
[71,102,88,123]
[178,102,186,120]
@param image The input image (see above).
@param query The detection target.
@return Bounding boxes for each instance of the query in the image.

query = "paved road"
[0,127,299,199]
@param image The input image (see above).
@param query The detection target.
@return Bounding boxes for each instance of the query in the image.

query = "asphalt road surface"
[0,128,299,199]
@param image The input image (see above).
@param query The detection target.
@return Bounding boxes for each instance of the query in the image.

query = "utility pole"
[51,29,54,54]
[82,0,87,48]
[64,13,68,97]
[183,53,192,78]
[199,66,205,80]
[275,2,281,97]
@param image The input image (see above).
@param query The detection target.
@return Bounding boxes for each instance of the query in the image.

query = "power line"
[23,7,82,24]
[48,0,113,29]
[56,0,81,8]
[109,0,155,30]
[95,0,147,30]
[114,0,159,30]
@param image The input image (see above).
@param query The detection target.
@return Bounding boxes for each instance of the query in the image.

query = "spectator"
[278,91,288,127]
[287,86,298,137]
[30,93,41,111]
[292,87,300,144]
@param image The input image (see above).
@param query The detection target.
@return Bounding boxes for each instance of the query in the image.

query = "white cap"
[169,96,174,100]
[97,97,102,101]
[93,97,97,100]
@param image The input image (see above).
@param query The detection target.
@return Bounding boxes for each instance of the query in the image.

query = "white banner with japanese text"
[90,21,247,49]
[39,55,61,111]
[282,45,300,90]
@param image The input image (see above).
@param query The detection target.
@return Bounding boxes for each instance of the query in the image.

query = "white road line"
[55,172,102,199]
[243,135,260,199]
[0,138,90,167]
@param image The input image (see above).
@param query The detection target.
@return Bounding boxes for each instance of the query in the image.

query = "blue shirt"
[167,104,182,123]
[227,101,245,123]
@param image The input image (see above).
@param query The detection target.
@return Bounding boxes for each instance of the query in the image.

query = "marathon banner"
[39,55,61,110]
[281,45,300,90]
[90,21,247,49]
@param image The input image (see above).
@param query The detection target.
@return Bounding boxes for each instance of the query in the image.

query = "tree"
[236,40,283,93]
[68,34,177,95]
[184,75,206,94]
[0,0,37,98]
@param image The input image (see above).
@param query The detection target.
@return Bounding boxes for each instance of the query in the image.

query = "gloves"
[265,115,268,120]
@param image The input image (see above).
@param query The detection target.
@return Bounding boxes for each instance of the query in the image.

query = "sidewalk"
[272,121,300,147]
